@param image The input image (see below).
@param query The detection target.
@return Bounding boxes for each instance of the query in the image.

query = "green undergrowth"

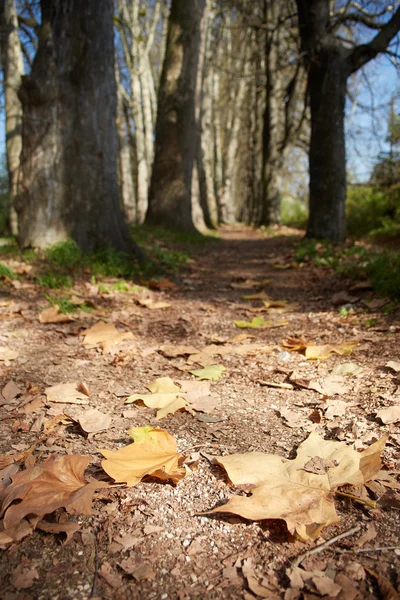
[294,238,400,301]
[0,226,214,290]
[44,294,94,314]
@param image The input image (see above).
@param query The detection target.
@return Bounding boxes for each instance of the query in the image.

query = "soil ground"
[0,225,399,600]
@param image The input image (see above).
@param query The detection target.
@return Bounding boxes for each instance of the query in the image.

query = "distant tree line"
[0,0,399,251]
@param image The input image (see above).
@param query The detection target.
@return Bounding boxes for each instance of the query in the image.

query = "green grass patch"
[37,272,72,289]
[294,238,400,301]
[44,294,93,314]
[0,261,15,279]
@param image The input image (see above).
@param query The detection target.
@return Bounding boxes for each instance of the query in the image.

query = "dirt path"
[0,226,399,599]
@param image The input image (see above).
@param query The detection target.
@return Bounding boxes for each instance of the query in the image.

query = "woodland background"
[0,0,399,254]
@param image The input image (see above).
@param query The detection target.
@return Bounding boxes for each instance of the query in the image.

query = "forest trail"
[0,226,399,599]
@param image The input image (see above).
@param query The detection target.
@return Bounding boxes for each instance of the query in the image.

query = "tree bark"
[116,63,137,224]
[17,0,138,254]
[0,0,24,236]
[296,0,400,242]
[146,0,205,231]
[307,47,347,241]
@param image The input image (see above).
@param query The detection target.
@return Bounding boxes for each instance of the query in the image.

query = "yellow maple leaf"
[99,427,186,486]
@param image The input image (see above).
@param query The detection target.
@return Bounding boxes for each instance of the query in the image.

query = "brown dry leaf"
[11,557,39,589]
[159,344,200,358]
[37,519,81,542]
[98,562,125,589]
[2,380,21,402]
[204,431,387,540]
[281,338,358,360]
[242,558,280,599]
[45,382,90,405]
[0,455,104,542]
[325,400,358,419]
[281,337,308,352]
[78,409,112,433]
[309,375,350,396]
[279,408,313,430]
[364,566,400,600]
[125,377,187,419]
[99,425,186,487]
[376,405,400,424]
[306,340,359,360]
[177,379,219,413]
[148,277,178,291]
[126,392,187,420]
[355,522,377,547]
[136,297,171,310]
[81,321,135,353]
[39,305,73,324]
[386,361,400,373]
[0,346,19,361]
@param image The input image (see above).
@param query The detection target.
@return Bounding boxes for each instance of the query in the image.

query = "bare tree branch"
[348,5,400,74]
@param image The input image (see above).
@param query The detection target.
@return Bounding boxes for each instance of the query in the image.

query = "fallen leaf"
[78,409,112,433]
[242,290,270,300]
[365,298,389,309]
[203,432,387,540]
[331,363,364,376]
[281,338,358,360]
[177,380,219,413]
[11,557,39,589]
[39,305,73,324]
[376,405,400,424]
[99,426,186,486]
[136,297,171,310]
[45,382,90,405]
[242,557,280,599]
[0,455,104,542]
[126,392,187,420]
[305,340,359,360]
[2,380,21,402]
[309,375,349,396]
[332,291,359,305]
[386,361,400,373]
[364,566,400,600]
[125,377,187,419]
[325,400,357,419]
[279,408,313,430]
[234,317,287,329]
[37,520,81,542]
[146,377,180,394]
[81,321,135,353]
[159,345,200,358]
[98,562,124,589]
[356,522,377,548]
[189,364,226,380]
[0,346,19,361]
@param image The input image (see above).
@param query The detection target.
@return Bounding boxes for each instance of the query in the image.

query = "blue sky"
[346,55,400,182]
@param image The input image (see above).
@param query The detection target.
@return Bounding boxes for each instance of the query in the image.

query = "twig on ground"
[337,546,400,554]
[291,525,361,568]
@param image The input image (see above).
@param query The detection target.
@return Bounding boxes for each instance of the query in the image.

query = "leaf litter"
[0,226,399,598]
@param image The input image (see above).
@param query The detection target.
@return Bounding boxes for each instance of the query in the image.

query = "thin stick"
[291,525,361,568]
[338,546,400,554]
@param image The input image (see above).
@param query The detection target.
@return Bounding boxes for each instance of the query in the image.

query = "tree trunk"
[219,49,249,224]
[146,0,205,231]
[116,64,137,224]
[0,0,24,236]
[17,0,138,254]
[307,51,347,242]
